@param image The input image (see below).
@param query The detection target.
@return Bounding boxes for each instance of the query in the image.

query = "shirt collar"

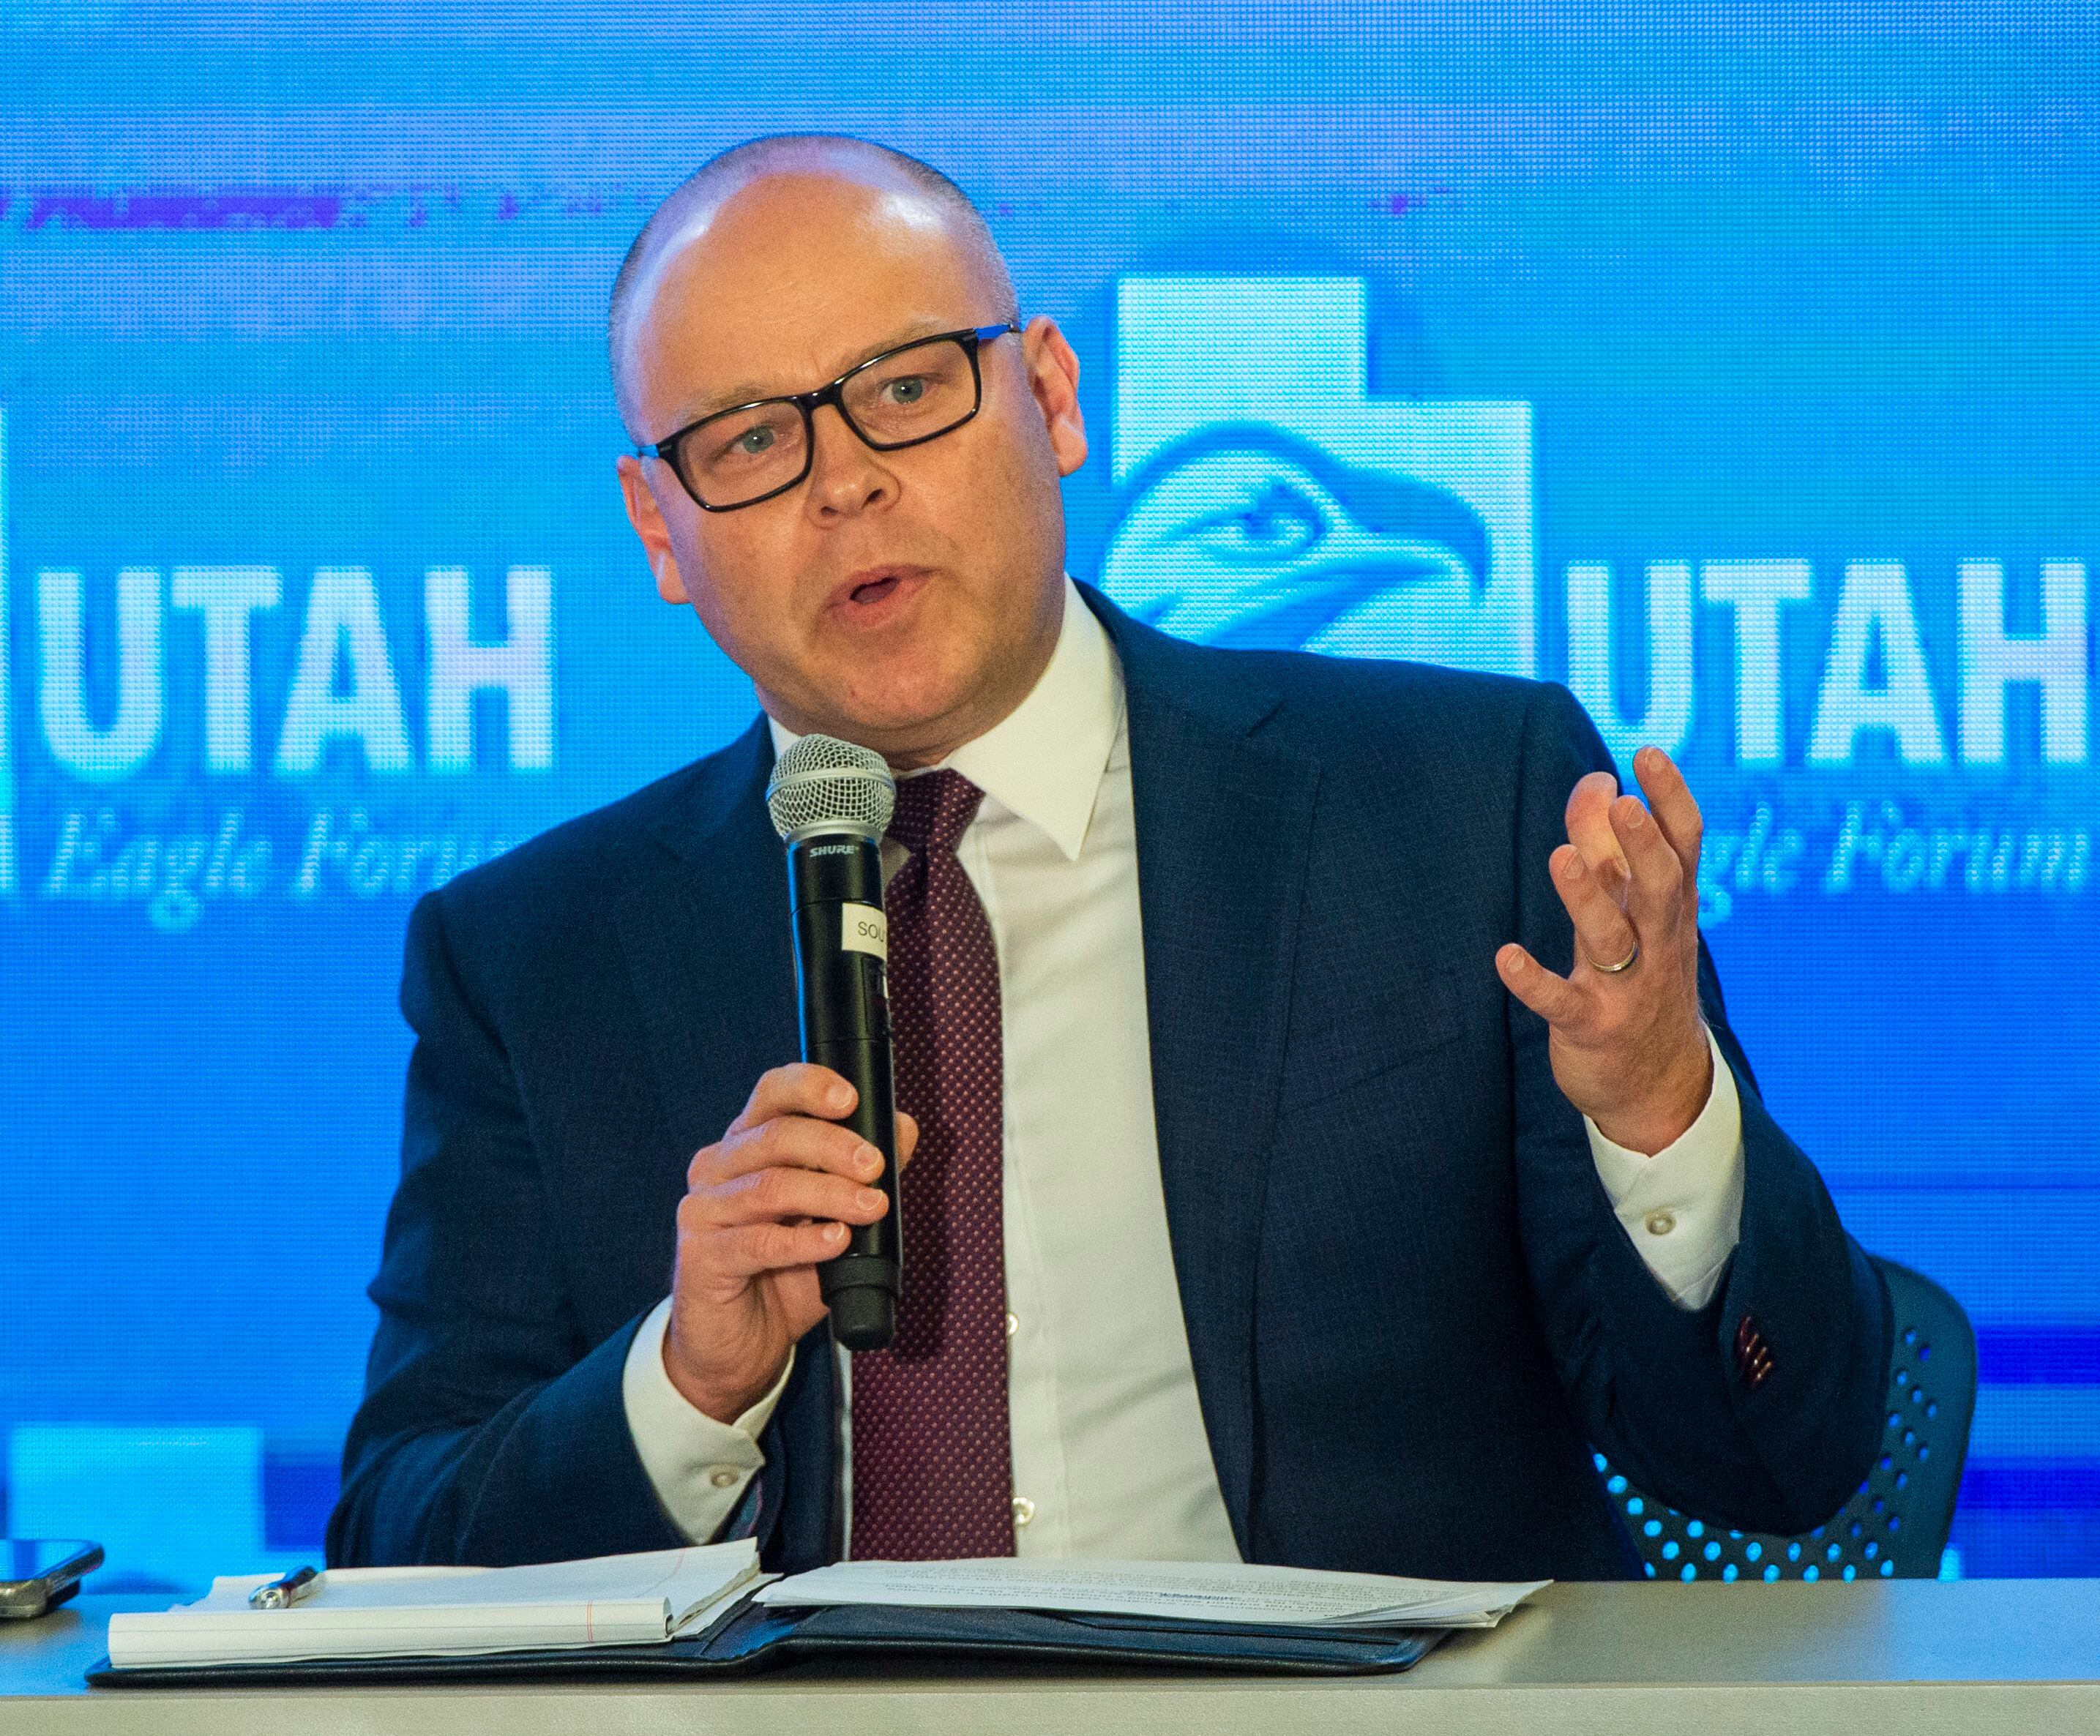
[766,576,1123,863]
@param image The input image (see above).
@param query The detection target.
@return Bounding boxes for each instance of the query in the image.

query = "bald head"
[608,132,1087,768]
[608,135,1018,437]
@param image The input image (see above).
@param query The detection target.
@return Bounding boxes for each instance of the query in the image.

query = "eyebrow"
[673,319,971,427]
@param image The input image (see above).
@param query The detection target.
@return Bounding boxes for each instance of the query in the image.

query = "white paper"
[756,1557,1547,1630]
[107,1540,763,1669]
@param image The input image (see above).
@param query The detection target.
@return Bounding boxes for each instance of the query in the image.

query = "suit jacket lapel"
[1088,587,1320,1557]
[618,715,836,1564]
[620,715,802,1150]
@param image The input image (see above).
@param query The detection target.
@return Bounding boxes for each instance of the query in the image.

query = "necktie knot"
[887,768,984,857]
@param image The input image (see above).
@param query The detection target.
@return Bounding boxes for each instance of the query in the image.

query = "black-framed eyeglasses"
[638,321,1020,512]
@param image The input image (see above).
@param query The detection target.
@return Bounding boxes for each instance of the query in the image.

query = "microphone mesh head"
[766,733,896,841]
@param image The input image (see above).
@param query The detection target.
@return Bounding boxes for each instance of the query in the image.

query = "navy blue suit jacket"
[328,586,1888,1582]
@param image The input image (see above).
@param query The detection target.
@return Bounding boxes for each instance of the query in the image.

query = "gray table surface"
[4,1579,2099,1735]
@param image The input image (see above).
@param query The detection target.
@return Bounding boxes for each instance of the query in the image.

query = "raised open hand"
[1495,744,1714,1155]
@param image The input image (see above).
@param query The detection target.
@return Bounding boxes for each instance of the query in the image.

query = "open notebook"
[100,1544,1546,1677]
[105,1541,763,1668]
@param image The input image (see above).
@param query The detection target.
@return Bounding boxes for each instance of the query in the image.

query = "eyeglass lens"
[679,334,980,507]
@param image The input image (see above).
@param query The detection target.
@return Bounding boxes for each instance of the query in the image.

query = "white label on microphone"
[841,904,888,962]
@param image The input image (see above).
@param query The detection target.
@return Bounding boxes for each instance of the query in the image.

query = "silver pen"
[249,1565,321,1609]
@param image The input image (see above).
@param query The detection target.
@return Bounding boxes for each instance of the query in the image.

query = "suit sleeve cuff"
[620,1297,793,1542]
[1585,1028,1745,1311]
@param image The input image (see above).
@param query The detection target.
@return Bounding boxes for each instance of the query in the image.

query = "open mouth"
[837,566,930,612]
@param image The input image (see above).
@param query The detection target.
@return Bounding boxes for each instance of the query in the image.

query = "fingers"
[701,1111,883,1188]
[707,1218,854,1280]
[1607,791,1687,935]
[690,1069,918,1213]
[695,1161,892,1232]
[1550,845,1639,972]
[1496,943,1584,1026]
[1563,771,1629,891]
[1632,744,1703,883]
[1565,751,1701,942]
[729,1061,858,1135]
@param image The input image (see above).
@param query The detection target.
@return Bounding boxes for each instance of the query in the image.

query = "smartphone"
[0,1540,104,1619]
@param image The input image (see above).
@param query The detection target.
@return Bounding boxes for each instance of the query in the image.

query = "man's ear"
[616,454,691,605]
[1020,315,1088,478]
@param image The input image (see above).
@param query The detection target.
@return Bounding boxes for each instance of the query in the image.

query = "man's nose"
[801,403,896,520]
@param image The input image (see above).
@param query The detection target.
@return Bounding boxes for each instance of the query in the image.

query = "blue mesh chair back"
[1600,1257,1975,1582]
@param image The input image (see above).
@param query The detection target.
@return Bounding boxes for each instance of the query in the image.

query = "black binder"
[86,1587,1445,1686]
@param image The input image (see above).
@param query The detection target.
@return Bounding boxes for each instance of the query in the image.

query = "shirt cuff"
[620,1296,793,1543]
[1585,1028,1745,1312]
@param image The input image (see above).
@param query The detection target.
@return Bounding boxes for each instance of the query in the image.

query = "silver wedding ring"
[1587,938,1641,974]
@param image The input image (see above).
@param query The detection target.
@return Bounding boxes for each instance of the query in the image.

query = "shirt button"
[1645,1210,1677,1237]
[1005,1312,1019,1339]
[709,1469,739,1489]
[1012,1495,1036,1527]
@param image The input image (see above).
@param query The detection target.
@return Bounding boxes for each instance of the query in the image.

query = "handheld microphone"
[765,734,901,1352]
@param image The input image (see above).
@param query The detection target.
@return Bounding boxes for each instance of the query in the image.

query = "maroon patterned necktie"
[848,768,1015,1560]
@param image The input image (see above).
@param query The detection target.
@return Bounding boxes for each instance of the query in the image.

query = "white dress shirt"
[623,578,1746,1552]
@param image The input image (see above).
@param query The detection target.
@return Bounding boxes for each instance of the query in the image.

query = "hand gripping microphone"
[765,734,901,1352]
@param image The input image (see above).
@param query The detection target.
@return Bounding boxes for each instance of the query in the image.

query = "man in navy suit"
[328,135,1887,1581]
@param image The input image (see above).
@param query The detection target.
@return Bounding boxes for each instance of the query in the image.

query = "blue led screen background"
[1,1,2095,1585]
